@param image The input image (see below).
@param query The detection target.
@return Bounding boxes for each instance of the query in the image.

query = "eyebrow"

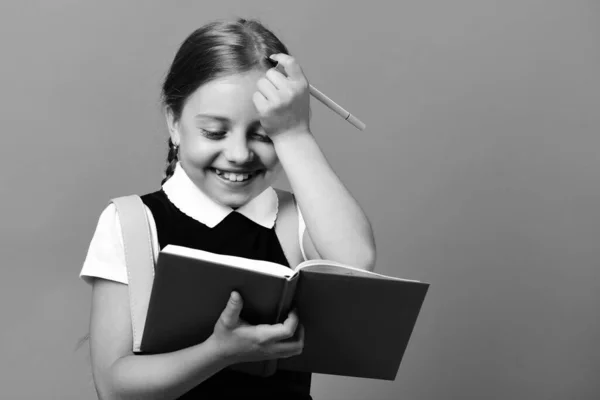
[194,113,263,127]
[194,114,231,122]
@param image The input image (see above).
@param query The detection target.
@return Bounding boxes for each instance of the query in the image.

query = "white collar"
[162,162,278,229]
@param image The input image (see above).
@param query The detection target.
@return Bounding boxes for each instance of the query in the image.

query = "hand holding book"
[211,291,304,364]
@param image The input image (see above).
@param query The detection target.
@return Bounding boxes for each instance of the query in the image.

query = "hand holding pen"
[265,54,366,131]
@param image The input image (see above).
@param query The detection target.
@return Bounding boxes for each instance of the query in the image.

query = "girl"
[80,18,376,400]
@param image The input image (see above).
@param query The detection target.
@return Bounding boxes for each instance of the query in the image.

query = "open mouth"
[211,168,262,184]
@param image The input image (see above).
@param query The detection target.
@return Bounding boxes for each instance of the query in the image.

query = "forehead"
[182,69,266,121]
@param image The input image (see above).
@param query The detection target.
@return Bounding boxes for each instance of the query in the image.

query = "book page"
[163,245,297,279]
[296,259,420,282]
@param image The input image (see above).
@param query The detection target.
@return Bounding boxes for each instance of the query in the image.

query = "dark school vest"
[141,190,312,400]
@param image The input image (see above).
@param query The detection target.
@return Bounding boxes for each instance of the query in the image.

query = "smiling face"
[167,69,282,209]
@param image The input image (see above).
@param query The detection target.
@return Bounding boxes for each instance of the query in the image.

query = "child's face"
[167,69,282,209]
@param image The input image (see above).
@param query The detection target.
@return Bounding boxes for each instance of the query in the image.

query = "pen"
[267,58,366,131]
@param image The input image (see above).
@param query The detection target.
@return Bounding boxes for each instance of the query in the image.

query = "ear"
[165,107,181,146]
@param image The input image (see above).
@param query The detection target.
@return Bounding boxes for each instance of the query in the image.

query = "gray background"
[1,1,598,399]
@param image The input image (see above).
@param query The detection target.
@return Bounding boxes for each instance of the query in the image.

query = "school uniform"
[80,162,312,399]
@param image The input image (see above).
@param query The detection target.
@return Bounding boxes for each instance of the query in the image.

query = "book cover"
[279,269,429,380]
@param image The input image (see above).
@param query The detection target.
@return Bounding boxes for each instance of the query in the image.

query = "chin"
[218,194,254,209]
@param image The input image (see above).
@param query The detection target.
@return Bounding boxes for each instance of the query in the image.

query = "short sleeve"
[296,202,308,262]
[79,203,159,285]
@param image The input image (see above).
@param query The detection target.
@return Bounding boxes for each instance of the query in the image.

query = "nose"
[223,135,254,164]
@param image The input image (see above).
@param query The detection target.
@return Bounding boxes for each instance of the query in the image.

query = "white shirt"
[79,163,307,284]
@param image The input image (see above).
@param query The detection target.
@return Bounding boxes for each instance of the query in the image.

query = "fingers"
[254,309,300,343]
[265,66,288,89]
[270,324,305,358]
[218,291,243,329]
[269,54,306,83]
[254,55,310,133]
[252,91,269,113]
[256,77,279,102]
[282,309,301,339]
[221,309,304,362]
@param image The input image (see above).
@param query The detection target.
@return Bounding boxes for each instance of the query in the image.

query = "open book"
[139,244,429,380]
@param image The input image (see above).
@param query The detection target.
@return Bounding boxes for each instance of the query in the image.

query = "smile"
[212,168,260,184]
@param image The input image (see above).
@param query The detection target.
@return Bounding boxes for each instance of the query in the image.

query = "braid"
[161,138,178,185]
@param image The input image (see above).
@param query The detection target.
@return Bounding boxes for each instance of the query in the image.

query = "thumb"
[219,291,243,328]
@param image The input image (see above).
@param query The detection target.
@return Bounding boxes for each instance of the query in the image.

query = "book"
[138,244,429,381]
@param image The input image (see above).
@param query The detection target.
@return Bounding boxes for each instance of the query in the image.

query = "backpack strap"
[111,195,154,353]
[273,189,304,268]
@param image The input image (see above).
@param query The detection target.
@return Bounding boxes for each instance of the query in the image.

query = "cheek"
[181,141,219,168]
[253,144,279,169]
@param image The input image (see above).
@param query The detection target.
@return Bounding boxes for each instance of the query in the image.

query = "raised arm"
[275,132,376,270]
[254,54,376,270]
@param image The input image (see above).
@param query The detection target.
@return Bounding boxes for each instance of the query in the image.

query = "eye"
[199,128,227,139]
[251,131,272,143]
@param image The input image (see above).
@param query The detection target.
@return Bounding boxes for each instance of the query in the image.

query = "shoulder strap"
[273,189,304,267]
[111,195,154,353]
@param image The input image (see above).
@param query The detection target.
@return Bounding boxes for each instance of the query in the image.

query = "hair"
[160,18,290,185]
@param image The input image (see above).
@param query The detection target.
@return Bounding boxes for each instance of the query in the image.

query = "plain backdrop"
[1,1,599,399]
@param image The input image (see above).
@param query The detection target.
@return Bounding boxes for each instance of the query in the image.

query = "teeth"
[214,169,253,182]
